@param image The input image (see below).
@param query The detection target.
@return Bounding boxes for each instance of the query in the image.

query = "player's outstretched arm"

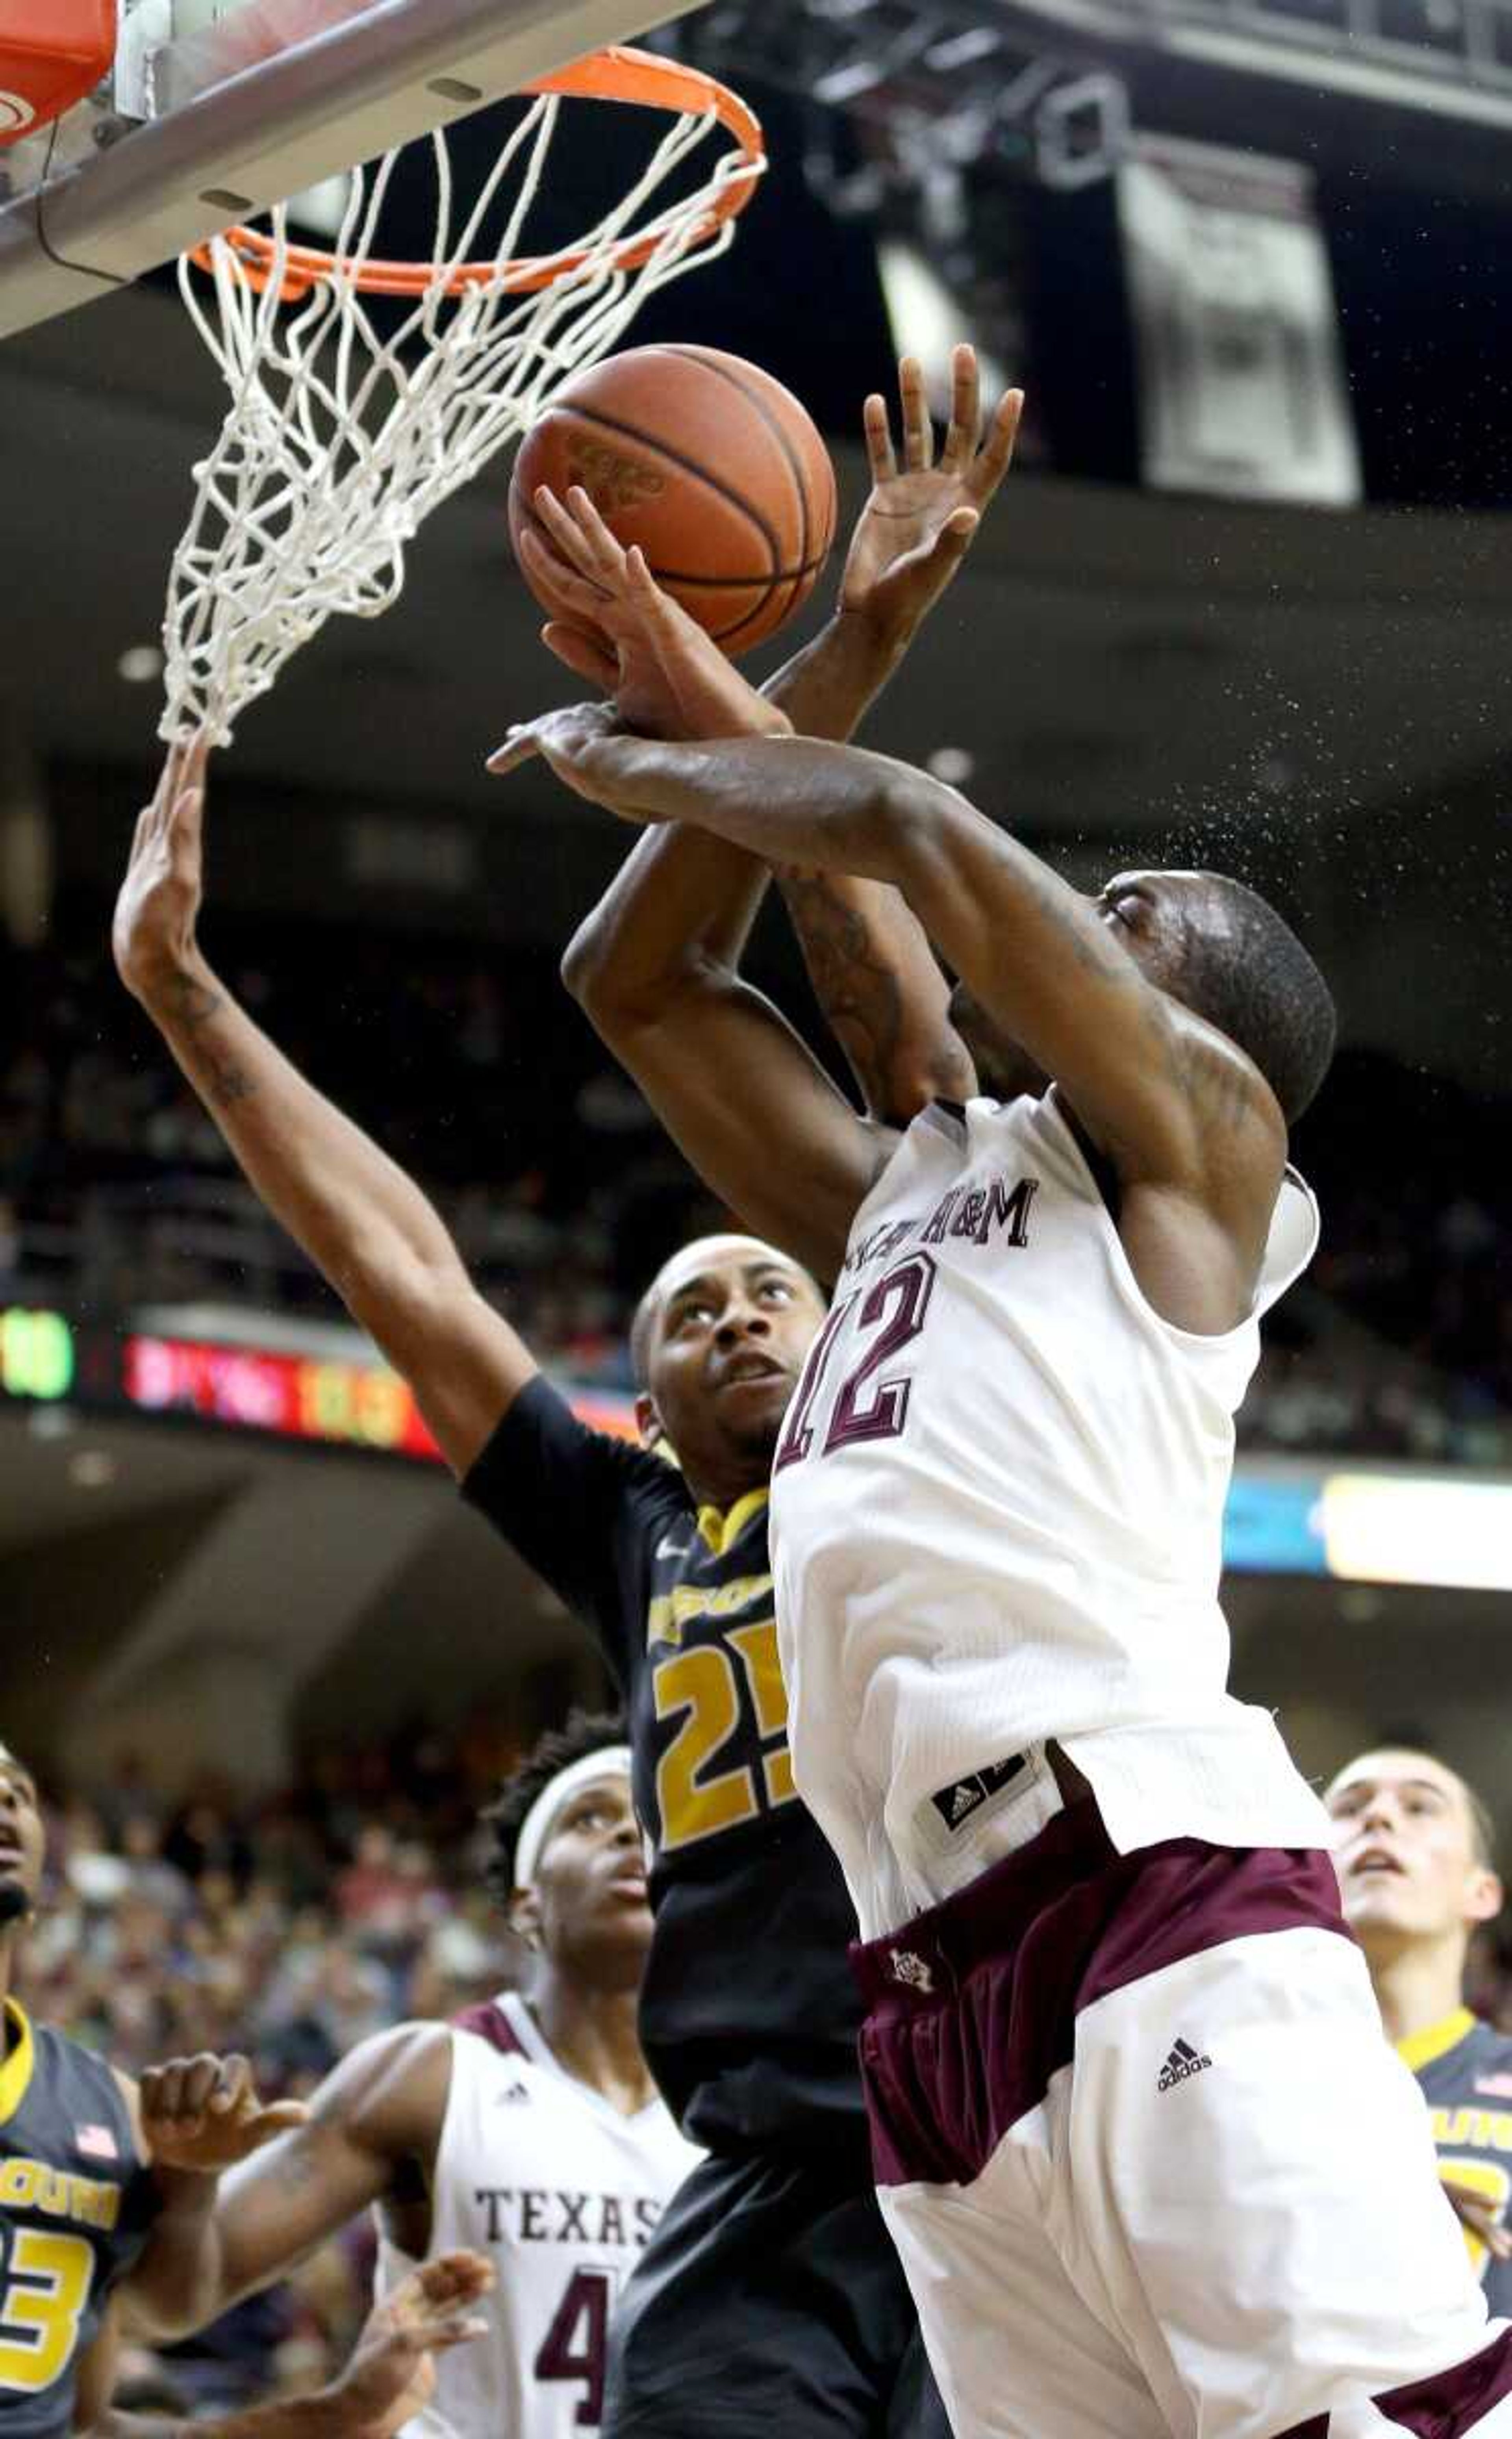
[113,742,535,1477]
[116,2054,308,2336]
[511,717,1287,1304]
[124,2024,451,2336]
[77,2253,491,2439]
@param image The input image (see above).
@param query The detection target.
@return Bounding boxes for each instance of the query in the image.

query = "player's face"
[1325,1751,1502,1956]
[946,871,1201,1099]
[0,1754,45,1926]
[641,1243,825,1482]
[531,1773,651,1984]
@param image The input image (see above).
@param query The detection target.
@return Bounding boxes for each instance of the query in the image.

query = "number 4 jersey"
[0,2001,157,2435]
[376,1996,700,2439]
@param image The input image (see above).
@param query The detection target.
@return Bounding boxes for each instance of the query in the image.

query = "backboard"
[0,0,713,339]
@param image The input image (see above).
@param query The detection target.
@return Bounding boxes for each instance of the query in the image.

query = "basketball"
[508,343,838,659]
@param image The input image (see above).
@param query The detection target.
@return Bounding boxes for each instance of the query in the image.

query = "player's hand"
[113,736,213,1002]
[1443,2177,1512,2262]
[489,700,711,827]
[320,2252,493,2439]
[513,484,791,747]
[838,348,1022,649]
[139,2052,309,2175]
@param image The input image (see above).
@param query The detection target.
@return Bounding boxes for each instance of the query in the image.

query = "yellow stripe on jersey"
[695,1488,769,1557]
[0,1998,36,2124]
[1396,2008,1478,2074]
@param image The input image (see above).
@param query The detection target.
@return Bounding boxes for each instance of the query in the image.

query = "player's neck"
[1367,1935,1469,2047]
[524,1973,656,2117]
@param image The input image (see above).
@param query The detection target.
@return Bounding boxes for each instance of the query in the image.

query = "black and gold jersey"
[1400,2005,1512,2321]
[465,1379,866,2158]
[0,2002,157,2435]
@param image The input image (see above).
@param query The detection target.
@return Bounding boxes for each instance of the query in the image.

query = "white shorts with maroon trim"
[852,1803,1512,2439]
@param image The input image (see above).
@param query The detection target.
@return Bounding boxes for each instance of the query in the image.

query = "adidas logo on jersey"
[1157,2038,1212,2092]
[928,1753,1028,1835]
[495,2080,531,2105]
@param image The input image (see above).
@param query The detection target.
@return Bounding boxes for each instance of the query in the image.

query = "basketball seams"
[657,345,814,630]
[508,342,837,655]
[547,401,783,577]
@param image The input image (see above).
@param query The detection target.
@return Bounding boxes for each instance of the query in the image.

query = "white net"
[161,66,762,745]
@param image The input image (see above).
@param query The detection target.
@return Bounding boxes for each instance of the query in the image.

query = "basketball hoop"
[161,47,765,747]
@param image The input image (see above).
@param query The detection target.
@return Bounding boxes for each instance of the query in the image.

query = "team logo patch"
[565,439,665,514]
[889,1948,935,1994]
[928,1753,1027,1834]
[1476,2073,1512,2100]
[1157,2038,1212,2092]
[76,2125,119,2161]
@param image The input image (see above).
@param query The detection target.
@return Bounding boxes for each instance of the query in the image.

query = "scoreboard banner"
[0,1302,637,1462]
[3,1305,1509,1587]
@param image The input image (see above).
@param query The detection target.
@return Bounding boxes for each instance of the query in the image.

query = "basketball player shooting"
[498,465,1512,2438]
[112,352,1020,2439]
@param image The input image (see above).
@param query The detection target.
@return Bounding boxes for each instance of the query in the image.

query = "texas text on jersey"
[375,1994,700,2439]
[0,2002,157,2436]
[463,1382,868,2154]
[1402,2007,1512,2321]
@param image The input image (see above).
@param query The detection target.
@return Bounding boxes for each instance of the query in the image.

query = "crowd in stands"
[18,1730,527,2411]
[3,897,1510,1457]
[16,1724,1512,2413]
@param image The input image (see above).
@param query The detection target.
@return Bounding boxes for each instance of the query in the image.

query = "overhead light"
[118,645,163,685]
[927,746,975,787]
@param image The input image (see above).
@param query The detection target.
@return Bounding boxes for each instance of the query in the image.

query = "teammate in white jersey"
[151,1717,699,2439]
[499,463,1512,2439]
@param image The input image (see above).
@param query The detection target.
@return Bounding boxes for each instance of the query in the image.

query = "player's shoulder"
[466,1372,682,1519]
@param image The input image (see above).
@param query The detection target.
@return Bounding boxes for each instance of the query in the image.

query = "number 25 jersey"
[767,1088,1334,1942]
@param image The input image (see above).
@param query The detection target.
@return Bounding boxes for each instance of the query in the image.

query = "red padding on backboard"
[0,1,117,146]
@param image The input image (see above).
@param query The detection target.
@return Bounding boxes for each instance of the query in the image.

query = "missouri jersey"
[1401,2007,1512,2322]
[464,1382,870,2155]
[0,2003,157,2437]
[767,1089,1333,1941]
[376,1996,700,2439]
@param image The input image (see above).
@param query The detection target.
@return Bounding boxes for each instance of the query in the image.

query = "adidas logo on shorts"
[1157,2037,1212,2092]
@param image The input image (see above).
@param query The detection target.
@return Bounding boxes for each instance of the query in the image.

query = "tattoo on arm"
[164,973,257,1111]
[779,874,904,1112]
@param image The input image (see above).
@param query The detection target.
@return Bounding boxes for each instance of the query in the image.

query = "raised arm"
[113,743,534,1477]
[515,721,1289,1324]
[523,353,1017,1125]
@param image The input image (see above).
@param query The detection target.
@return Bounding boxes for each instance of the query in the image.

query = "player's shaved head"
[628,1234,826,1509]
[630,1234,819,1388]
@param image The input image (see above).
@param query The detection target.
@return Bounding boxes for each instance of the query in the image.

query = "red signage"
[122,1334,637,1459]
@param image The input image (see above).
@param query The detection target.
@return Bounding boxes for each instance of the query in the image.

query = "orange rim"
[188,46,764,301]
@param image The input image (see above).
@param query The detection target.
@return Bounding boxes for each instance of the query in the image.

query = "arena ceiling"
[9,276,1512,872]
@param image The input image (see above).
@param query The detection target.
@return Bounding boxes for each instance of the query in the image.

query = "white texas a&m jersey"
[376,1992,700,2439]
[768,1088,1334,1940]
